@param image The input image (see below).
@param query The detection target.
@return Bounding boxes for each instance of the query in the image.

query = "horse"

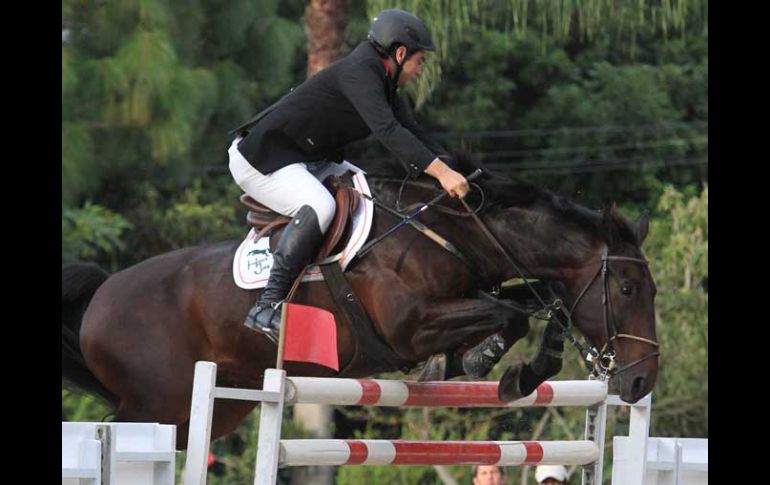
[62,163,658,450]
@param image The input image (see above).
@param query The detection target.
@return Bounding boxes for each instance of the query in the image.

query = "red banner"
[282,303,339,371]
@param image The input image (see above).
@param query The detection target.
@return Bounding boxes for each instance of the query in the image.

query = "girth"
[319,261,414,376]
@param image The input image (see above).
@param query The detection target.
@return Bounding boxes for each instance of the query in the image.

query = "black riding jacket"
[230,41,447,176]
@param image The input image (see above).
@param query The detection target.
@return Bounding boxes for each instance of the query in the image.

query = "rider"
[228,8,470,343]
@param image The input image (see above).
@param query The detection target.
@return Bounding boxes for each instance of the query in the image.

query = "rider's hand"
[425,158,470,198]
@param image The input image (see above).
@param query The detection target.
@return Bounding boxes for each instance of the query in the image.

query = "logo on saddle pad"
[232,164,373,289]
[246,246,273,275]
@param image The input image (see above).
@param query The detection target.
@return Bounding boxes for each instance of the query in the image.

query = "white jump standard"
[184,361,628,485]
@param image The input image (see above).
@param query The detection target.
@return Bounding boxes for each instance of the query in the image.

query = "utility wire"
[486,157,708,175]
[472,137,707,159]
[431,121,708,140]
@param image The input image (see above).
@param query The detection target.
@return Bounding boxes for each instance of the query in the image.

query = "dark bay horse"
[62,168,658,449]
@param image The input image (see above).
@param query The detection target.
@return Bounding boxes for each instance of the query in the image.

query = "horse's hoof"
[498,363,525,402]
[417,353,447,381]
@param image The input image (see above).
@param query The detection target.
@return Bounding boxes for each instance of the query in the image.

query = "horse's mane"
[363,152,640,247]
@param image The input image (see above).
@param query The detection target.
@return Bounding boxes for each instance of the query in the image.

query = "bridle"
[566,245,660,378]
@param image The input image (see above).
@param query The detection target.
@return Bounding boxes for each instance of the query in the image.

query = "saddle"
[239,175,361,262]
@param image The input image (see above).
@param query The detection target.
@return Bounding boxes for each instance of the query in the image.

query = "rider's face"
[397,49,427,87]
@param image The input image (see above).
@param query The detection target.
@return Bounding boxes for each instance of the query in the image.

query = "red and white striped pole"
[278,439,599,467]
[286,377,607,408]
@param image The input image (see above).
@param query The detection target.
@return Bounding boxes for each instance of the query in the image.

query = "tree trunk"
[304,0,351,77]
[293,4,351,483]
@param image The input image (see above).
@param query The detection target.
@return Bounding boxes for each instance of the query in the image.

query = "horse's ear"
[602,203,622,245]
[633,210,650,245]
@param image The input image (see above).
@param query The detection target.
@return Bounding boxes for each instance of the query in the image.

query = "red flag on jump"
[282,303,339,371]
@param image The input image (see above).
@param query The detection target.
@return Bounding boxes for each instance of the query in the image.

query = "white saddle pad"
[232,162,374,289]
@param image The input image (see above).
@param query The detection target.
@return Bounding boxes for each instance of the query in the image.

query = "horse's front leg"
[497,317,565,402]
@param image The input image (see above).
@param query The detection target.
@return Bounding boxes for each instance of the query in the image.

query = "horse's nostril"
[632,376,647,398]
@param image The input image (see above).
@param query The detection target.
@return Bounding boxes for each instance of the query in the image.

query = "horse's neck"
[367,179,599,284]
[481,206,600,282]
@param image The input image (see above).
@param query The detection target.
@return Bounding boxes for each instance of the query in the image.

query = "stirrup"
[269,300,285,310]
[251,324,279,344]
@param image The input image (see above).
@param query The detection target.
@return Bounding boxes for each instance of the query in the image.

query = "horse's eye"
[620,285,633,296]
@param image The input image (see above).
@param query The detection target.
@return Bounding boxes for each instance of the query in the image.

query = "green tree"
[366,0,707,108]
[62,0,307,268]
[62,202,133,269]
[512,61,705,205]
[645,184,708,438]
[62,389,114,422]
[62,0,305,207]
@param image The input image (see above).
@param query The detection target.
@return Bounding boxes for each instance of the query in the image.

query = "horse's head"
[481,180,659,403]
[565,207,658,403]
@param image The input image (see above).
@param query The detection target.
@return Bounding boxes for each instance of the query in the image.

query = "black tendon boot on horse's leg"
[244,205,324,343]
[498,318,565,402]
[461,332,509,378]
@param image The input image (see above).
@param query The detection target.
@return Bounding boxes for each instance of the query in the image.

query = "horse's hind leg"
[173,400,258,450]
[116,386,258,450]
[91,343,200,447]
[112,371,196,449]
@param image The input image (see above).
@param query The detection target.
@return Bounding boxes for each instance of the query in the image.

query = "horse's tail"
[62,262,117,405]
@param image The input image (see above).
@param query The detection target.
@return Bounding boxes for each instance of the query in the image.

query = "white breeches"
[228,137,336,233]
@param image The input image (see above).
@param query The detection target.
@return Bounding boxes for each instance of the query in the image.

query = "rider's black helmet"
[368,9,435,57]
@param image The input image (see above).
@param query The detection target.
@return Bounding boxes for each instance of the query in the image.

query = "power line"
[474,137,707,160]
[431,121,708,140]
[351,138,707,167]
[486,157,708,175]
[193,122,709,173]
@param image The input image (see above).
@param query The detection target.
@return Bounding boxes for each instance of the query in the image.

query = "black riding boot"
[244,205,324,343]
